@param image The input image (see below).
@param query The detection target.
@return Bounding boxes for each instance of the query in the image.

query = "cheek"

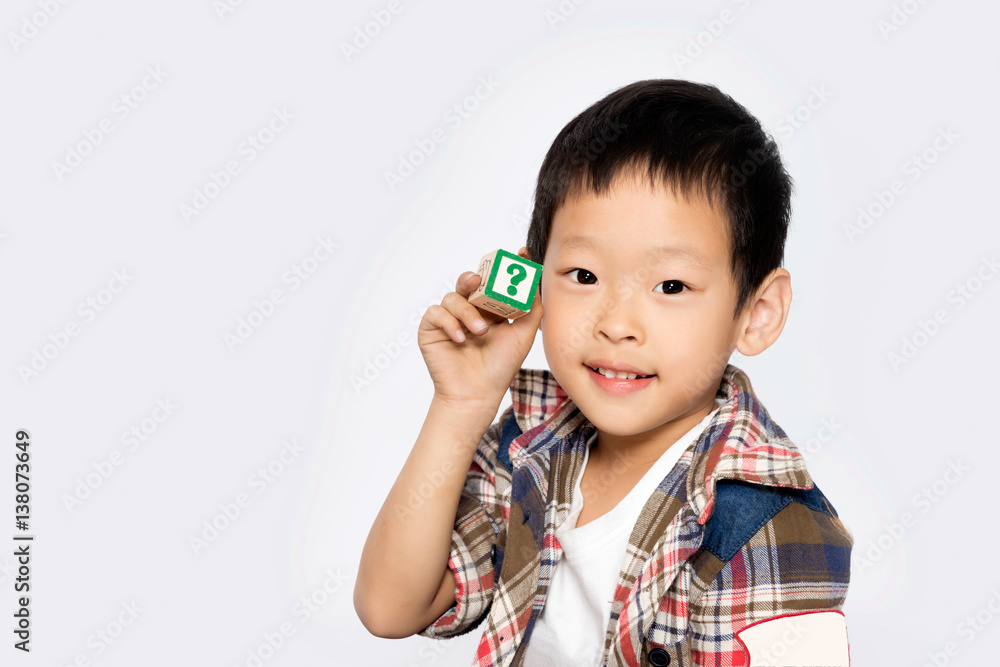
[538,286,565,329]
[540,308,579,368]
[542,301,578,347]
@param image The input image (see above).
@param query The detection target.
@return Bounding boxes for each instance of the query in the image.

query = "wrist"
[429,393,501,430]
[431,392,500,414]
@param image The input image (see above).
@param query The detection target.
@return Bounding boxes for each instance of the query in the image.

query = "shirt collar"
[507,363,814,524]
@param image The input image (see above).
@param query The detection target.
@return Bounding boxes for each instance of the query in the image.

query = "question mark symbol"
[507,263,527,296]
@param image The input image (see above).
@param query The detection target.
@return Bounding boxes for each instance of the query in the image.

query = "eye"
[654,280,688,295]
[567,269,598,285]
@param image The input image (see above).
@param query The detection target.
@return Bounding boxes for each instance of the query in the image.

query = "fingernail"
[456,330,466,342]
[473,319,487,332]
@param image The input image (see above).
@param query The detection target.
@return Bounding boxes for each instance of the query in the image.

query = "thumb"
[513,290,543,332]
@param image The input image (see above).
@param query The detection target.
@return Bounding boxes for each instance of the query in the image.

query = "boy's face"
[539,172,745,446]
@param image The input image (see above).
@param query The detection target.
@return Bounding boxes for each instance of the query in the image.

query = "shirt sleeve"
[689,499,854,666]
[417,404,513,639]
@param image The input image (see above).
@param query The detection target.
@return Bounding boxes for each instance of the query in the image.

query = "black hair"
[525,79,792,320]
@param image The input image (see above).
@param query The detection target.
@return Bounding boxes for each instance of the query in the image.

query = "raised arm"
[354,395,500,638]
[354,254,543,639]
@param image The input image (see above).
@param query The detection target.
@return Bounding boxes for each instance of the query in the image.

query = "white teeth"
[595,366,640,380]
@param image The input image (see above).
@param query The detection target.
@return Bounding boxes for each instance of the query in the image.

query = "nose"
[593,289,644,344]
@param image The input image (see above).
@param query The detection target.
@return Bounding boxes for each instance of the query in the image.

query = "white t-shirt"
[522,401,724,666]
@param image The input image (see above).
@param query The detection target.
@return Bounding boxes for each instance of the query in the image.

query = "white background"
[2,1,997,665]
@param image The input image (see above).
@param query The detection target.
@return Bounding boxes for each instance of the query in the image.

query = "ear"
[734,268,792,357]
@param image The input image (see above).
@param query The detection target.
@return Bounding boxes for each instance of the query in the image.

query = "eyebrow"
[558,234,711,267]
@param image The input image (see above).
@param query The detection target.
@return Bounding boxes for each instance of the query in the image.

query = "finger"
[451,274,505,328]
[442,291,499,336]
[455,271,481,297]
[422,304,468,342]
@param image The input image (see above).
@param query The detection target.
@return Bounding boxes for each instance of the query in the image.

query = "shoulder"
[701,478,852,567]
[691,481,854,665]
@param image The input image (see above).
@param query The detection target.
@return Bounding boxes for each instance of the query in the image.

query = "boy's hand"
[418,246,544,409]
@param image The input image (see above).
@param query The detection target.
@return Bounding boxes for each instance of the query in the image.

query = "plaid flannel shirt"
[418,363,853,666]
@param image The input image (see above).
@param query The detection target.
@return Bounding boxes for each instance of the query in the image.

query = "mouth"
[584,363,656,380]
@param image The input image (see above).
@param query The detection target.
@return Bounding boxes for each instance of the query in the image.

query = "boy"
[355,79,853,666]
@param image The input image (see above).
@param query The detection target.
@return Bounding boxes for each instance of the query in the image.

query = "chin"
[586,420,637,437]
[575,402,646,435]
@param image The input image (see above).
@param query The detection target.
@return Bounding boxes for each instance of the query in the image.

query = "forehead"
[547,173,731,267]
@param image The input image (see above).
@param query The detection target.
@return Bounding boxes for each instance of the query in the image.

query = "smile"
[585,364,656,394]
[587,365,651,380]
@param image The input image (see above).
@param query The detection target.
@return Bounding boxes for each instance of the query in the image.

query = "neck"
[591,398,717,469]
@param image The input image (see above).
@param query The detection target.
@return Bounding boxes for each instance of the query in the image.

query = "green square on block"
[484,249,542,311]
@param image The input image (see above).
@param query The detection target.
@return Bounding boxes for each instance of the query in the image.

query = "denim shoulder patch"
[702,478,838,562]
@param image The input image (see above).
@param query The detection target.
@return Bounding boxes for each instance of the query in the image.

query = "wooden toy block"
[467,249,543,319]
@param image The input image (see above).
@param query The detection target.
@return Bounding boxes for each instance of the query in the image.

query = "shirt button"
[648,647,671,666]
[490,544,497,564]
